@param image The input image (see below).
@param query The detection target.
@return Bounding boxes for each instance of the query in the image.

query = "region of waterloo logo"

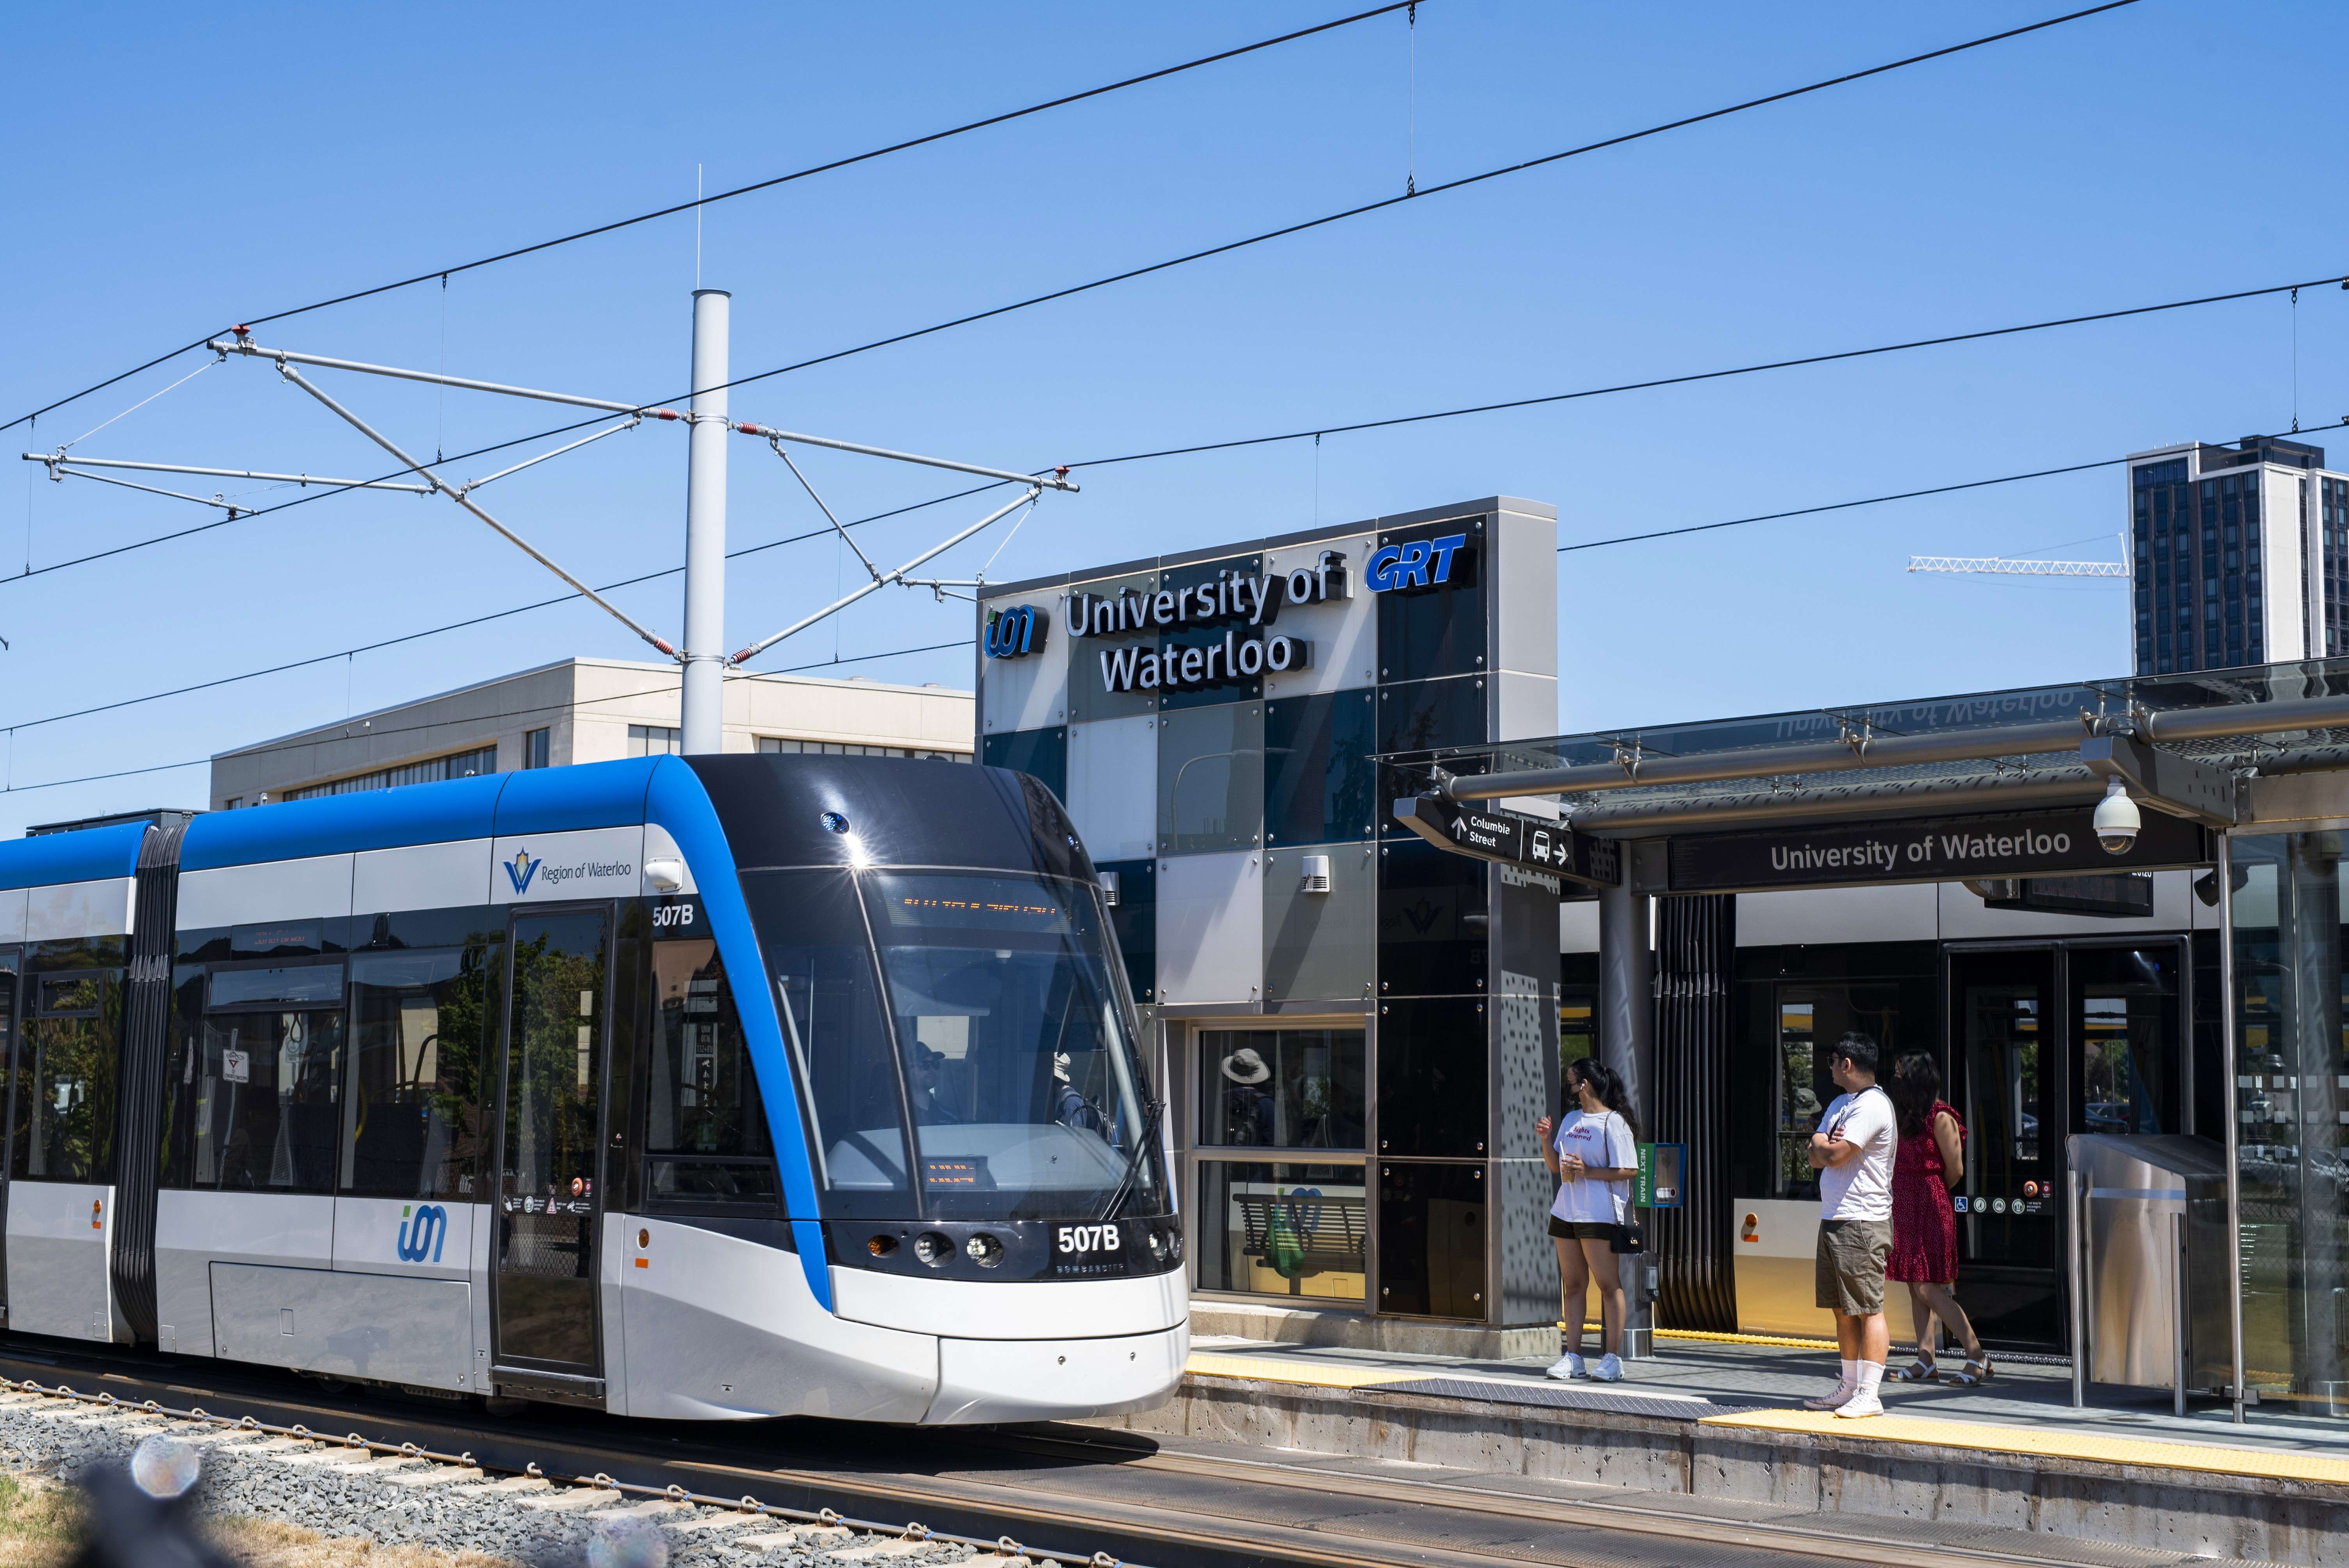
[504,847,539,894]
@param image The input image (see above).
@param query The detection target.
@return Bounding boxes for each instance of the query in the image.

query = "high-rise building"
[2128,436,2349,674]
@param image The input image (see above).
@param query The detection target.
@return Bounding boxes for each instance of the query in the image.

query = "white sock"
[1855,1360,1885,1396]
[1837,1357,1857,1390]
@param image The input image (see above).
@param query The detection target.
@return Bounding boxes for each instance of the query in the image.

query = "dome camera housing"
[2093,776,2141,855]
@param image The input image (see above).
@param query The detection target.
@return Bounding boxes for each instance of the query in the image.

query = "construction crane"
[1906,555,2128,577]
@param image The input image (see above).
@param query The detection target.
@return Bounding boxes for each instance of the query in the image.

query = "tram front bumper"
[923,1321,1189,1424]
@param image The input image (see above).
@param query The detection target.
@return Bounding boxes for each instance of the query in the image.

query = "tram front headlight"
[965,1233,1005,1269]
[912,1232,953,1267]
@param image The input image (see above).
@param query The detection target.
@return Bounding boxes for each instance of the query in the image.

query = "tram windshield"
[742,868,1164,1222]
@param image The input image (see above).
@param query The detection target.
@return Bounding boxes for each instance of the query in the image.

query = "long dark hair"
[1566,1056,1640,1140]
[1890,1051,1941,1139]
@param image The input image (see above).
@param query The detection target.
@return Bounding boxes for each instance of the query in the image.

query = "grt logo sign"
[1365,532,1469,594]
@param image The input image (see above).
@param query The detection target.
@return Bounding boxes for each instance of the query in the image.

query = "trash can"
[2066,1133,2231,1411]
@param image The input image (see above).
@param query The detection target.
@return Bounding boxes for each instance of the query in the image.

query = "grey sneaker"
[1591,1353,1625,1382]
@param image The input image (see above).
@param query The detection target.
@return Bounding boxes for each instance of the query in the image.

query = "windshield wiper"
[1097,1091,1166,1223]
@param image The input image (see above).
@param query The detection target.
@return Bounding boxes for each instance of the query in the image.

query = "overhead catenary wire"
[1555,414,2347,554]
[23,256,2338,592]
[2,482,1003,736]
[3,0,2153,590]
[0,3,1419,437]
[658,1,2145,414]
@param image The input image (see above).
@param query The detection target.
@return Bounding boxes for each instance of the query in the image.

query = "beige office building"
[209,657,971,810]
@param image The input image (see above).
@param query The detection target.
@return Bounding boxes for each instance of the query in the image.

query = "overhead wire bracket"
[272,360,680,659]
[728,485,1041,667]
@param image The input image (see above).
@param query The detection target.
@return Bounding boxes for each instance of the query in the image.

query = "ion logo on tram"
[396,1204,449,1264]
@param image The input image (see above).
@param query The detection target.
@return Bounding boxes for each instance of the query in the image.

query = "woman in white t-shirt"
[1535,1057,1641,1383]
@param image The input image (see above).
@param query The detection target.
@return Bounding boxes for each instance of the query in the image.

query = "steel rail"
[0,1339,2176,1568]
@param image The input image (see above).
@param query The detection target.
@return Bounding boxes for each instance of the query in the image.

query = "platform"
[1082,1329,2349,1565]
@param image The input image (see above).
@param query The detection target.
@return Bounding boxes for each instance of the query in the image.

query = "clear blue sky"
[3,2,2343,834]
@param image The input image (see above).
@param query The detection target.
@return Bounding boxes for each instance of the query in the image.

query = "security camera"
[2093,776,2141,855]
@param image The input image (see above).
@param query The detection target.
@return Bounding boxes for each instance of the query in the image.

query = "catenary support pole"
[681,289,731,755]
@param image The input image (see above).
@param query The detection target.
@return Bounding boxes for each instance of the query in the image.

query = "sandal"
[1887,1356,1940,1383]
[1946,1354,1993,1387]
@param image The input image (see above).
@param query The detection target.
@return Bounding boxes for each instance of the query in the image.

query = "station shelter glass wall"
[2228,832,2349,1421]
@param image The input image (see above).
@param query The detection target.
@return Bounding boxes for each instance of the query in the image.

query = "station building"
[208,657,970,810]
[982,488,2349,1429]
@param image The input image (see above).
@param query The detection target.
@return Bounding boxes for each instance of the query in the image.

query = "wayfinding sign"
[1392,795,1620,888]
[1668,806,2209,894]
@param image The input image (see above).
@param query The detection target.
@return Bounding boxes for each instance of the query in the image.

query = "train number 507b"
[1056,1224,1121,1254]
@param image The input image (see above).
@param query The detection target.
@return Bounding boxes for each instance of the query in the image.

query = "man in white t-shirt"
[1803,1031,1899,1418]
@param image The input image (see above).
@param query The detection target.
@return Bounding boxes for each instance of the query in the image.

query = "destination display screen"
[870,873,1081,937]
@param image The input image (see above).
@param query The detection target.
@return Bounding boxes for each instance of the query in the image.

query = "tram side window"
[161,963,344,1193]
[739,870,912,1213]
[12,969,120,1183]
[341,946,489,1199]
[645,938,777,1208]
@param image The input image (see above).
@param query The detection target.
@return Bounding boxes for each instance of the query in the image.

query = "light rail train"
[0,754,1186,1422]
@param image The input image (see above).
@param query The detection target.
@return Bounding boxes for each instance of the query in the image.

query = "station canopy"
[1386,661,2349,849]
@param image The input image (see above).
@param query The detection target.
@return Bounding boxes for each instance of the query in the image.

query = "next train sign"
[1668,806,2210,893]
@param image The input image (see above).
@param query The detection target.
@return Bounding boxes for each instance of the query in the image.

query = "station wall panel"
[1065,714,1157,862]
[1261,841,1375,1006]
[1155,850,1262,1006]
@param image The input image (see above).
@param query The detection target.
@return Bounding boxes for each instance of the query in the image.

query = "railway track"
[0,1336,2215,1568]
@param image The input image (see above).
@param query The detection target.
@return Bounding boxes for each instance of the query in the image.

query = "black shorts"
[1548,1218,1622,1242]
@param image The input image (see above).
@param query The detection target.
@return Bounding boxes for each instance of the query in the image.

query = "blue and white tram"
[0,754,1186,1422]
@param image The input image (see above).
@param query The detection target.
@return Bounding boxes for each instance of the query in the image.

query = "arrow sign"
[1392,795,1620,888]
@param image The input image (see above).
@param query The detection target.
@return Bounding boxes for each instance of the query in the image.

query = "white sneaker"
[1832,1391,1884,1418]
[1543,1352,1586,1381]
[1802,1383,1857,1411]
[1591,1354,1624,1383]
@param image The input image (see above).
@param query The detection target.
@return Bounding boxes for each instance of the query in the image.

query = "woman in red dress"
[1886,1051,1990,1386]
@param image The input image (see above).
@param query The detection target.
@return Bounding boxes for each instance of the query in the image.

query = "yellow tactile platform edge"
[1183,1352,1406,1389]
[1655,1327,1838,1351]
[1700,1408,2349,1488]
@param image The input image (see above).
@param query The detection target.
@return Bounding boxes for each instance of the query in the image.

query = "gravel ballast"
[0,1391,1032,1568]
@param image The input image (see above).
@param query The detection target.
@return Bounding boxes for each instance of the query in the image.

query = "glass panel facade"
[1374,998,1487,1158]
[1376,519,1486,681]
[1263,690,1376,845]
[1196,1028,1365,1150]
[1377,1160,1485,1317]
[1157,703,1263,855]
[981,726,1068,803]
[1196,1161,1367,1301]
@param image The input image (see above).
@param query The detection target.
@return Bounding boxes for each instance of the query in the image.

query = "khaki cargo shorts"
[1815,1218,1892,1316]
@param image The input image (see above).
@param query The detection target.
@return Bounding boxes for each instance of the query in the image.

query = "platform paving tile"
[1191,1332,2349,1463]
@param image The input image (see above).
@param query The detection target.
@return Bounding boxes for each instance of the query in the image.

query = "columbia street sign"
[1391,795,1620,888]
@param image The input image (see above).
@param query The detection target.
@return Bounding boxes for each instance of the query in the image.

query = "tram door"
[0,949,17,1324]
[491,909,612,1386]
[1947,942,2183,1351]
